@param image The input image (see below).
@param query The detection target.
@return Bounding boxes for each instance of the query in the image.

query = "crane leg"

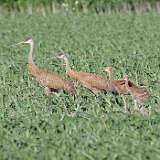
[44,87,52,106]
[54,92,76,119]
[122,95,129,113]
[54,92,68,116]
[44,87,51,96]
[91,88,100,95]
[139,106,149,116]
[59,95,69,120]
[83,83,100,95]
[71,91,89,119]
[115,96,121,106]
[134,100,139,111]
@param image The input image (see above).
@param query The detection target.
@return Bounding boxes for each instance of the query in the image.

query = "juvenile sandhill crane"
[104,67,137,94]
[124,75,150,112]
[104,67,136,112]
[56,53,109,95]
[15,37,76,115]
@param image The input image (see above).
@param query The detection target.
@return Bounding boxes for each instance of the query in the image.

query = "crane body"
[104,67,136,112]
[124,75,150,110]
[56,53,109,95]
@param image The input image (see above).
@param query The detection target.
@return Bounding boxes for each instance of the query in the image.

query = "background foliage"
[0,0,160,15]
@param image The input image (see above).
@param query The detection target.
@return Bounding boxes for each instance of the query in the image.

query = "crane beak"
[53,54,59,59]
[104,68,108,72]
[55,53,62,59]
[10,41,25,47]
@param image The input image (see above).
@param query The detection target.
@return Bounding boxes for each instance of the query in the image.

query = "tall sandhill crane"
[17,37,75,95]
[104,67,136,112]
[15,37,76,115]
[124,75,150,112]
[56,53,109,95]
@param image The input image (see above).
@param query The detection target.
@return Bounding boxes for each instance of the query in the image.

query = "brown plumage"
[17,37,76,96]
[56,53,109,95]
[104,67,136,95]
[104,67,136,112]
[124,75,150,110]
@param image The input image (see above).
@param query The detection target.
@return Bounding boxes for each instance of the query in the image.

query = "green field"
[0,13,160,160]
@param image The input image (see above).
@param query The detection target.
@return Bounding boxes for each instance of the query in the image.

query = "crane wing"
[77,72,108,89]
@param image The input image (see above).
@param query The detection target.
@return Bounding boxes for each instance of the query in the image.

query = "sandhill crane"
[56,52,109,95]
[104,67,136,112]
[17,37,75,95]
[124,75,150,112]
[15,37,76,115]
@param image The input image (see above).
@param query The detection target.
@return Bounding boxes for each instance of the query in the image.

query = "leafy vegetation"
[0,0,160,15]
[0,13,160,159]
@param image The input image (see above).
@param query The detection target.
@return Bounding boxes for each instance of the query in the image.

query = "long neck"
[108,71,112,81]
[64,57,71,73]
[62,58,80,80]
[107,71,114,91]
[27,41,39,77]
[125,78,131,92]
[28,41,34,65]
[63,57,81,80]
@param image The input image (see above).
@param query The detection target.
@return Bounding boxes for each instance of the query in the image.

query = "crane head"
[13,37,33,46]
[56,52,66,59]
[23,37,33,44]
[124,75,129,81]
[11,37,34,47]
[104,67,112,73]
[56,52,69,60]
